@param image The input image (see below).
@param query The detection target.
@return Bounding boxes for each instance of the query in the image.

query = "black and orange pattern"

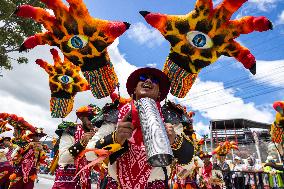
[141,0,272,97]
[16,0,130,98]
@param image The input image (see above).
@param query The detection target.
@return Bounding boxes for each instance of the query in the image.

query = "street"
[34,174,97,189]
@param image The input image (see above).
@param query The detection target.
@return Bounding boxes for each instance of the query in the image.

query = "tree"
[0,0,45,71]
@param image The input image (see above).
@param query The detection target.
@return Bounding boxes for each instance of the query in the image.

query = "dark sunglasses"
[139,74,159,84]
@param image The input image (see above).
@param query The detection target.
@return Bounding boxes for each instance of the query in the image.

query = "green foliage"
[0,0,46,70]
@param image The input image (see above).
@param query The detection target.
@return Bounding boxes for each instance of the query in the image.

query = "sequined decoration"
[83,62,118,99]
[50,97,74,118]
[163,58,197,98]
[271,123,284,143]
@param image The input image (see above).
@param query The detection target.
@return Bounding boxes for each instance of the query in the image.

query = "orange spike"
[194,0,213,12]
[140,11,168,34]
[66,0,89,17]
[50,48,62,65]
[215,0,247,20]
[20,33,50,52]
[230,16,272,36]
[15,5,55,30]
[40,0,69,16]
[35,59,52,74]
[105,21,130,39]
[222,40,256,74]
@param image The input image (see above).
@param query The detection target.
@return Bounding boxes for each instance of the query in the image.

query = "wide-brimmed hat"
[26,128,47,138]
[200,152,212,159]
[234,156,242,161]
[126,67,170,101]
[0,137,11,143]
[76,104,101,118]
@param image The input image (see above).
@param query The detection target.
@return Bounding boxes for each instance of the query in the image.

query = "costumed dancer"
[0,137,14,189]
[86,67,194,188]
[199,152,213,189]
[266,101,284,172]
[173,156,204,189]
[164,104,201,189]
[8,128,48,189]
[51,105,100,189]
[212,140,239,188]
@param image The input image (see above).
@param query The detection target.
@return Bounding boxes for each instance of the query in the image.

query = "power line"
[190,80,284,109]
[193,87,284,110]
[178,64,284,103]
[191,70,284,101]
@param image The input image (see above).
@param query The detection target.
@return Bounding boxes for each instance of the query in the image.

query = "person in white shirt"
[233,156,245,189]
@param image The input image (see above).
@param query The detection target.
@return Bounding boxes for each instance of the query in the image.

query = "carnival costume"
[9,128,48,189]
[51,105,100,189]
[164,102,201,189]
[86,68,194,189]
[199,153,213,189]
[16,0,130,99]
[0,137,14,189]
[140,0,272,98]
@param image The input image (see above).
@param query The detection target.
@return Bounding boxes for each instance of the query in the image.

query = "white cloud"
[127,22,165,47]
[276,10,284,25]
[235,0,279,18]
[108,39,138,97]
[170,78,274,125]
[194,121,210,136]
[253,59,284,87]
[146,63,157,68]
[213,0,223,6]
[248,0,278,12]
[0,91,60,137]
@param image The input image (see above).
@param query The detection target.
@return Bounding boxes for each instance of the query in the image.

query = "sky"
[1,0,284,138]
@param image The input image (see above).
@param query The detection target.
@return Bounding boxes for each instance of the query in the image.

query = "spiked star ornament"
[140,0,272,98]
[16,0,130,98]
[36,48,89,118]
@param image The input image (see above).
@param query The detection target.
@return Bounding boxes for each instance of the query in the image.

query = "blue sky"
[1,0,284,137]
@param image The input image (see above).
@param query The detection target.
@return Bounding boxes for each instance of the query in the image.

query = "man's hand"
[116,111,134,145]
[80,131,96,146]
[165,123,176,145]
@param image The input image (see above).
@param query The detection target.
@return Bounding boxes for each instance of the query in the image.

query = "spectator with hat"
[199,152,213,189]
[232,156,245,189]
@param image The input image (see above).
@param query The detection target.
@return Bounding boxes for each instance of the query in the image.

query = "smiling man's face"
[134,75,160,101]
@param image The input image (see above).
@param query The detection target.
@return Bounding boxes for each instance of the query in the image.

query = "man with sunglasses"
[86,67,194,189]
[52,104,100,189]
